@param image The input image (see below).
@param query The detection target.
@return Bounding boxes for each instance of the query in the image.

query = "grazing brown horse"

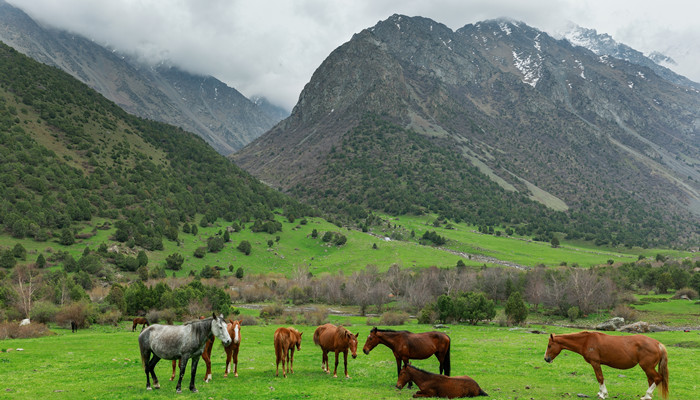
[132,317,149,332]
[544,331,669,400]
[363,327,451,385]
[274,327,303,377]
[396,365,487,398]
[313,323,359,378]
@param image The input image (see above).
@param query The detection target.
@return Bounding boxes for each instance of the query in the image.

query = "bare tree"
[12,264,41,319]
[347,265,380,315]
[524,267,547,311]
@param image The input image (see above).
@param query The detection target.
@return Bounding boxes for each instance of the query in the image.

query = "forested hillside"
[0,42,309,244]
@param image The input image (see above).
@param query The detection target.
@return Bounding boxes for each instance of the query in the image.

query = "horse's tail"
[444,336,451,376]
[313,327,321,346]
[658,343,669,400]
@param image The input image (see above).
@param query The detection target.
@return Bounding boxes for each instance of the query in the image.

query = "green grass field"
[1,319,698,399]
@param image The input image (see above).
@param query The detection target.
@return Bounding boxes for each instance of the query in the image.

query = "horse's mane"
[372,327,409,334]
[404,364,435,375]
[184,317,213,326]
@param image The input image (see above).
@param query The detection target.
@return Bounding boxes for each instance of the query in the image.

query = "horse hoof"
[234,373,238,377]
[147,387,152,391]
[191,388,198,393]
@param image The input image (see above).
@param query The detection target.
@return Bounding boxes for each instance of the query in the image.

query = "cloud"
[7,0,699,111]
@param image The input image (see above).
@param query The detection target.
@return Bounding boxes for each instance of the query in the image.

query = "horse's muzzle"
[223,339,232,347]
[363,349,369,355]
[544,356,552,363]
[352,354,357,359]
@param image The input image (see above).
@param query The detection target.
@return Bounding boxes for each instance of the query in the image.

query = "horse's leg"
[232,346,239,377]
[202,339,213,383]
[322,350,329,373]
[189,355,200,393]
[281,345,288,378]
[591,363,608,399]
[332,350,340,378]
[640,363,661,400]
[343,350,351,379]
[132,322,136,332]
[176,357,189,394]
[143,351,153,390]
[147,354,161,390]
[170,360,177,381]
[224,346,232,377]
[289,347,295,374]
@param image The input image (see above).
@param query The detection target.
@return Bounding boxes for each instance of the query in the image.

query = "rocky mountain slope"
[0,0,282,155]
[234,15,700,247]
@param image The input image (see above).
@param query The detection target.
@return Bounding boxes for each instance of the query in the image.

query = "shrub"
[567,306,580,322]
[418,304,438,324]
[0,321,52,339]
[380,311,410,326]
[30,301,59,324]
[98,309,122,326]
[260,303,285,320]
[239,314,258,326]
[146,309,163,324]
[612,304,638,323]
[55,301,94,329]
[237,240,252,255]
[505,292,528,325]
[193,246,207,258]
[672,287,698,300]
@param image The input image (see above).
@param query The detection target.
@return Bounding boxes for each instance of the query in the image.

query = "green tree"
[137,250,149,268]
[454,292,496,325]
[12,243,27,260]
[60,228,75,246]
[235,267,244,279]
[165,252,184,270]
[504,291,528,325]
[194,246,207,258]
[237,240,252,255]
[207,236,224,253]
[550,237,560,248]
[657,272,673,294]
[0,250,17,269]
[35,253,46,269]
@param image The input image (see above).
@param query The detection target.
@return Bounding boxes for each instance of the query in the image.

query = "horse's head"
[347,331,359,359]
[295,331,303,351]
[212,313,232,347]
[544,333,562,363]
[227,319,242,344]
[396,365,411,389]
[363,327,380,355]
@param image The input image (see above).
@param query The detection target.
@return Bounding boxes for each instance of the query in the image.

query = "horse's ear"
[299,332,303,337]
[355,332,359,338]
[229,319,234,324]
[550,333,554,339]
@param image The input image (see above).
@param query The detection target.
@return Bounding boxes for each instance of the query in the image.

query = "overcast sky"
[7,0,700,111]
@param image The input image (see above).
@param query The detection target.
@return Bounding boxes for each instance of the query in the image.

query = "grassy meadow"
[1,316,698,400]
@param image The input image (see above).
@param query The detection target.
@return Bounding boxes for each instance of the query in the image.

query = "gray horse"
[139,313,232,393]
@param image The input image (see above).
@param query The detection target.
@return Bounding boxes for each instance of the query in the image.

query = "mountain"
[0,41,307,241]
[234,15,700,247]
[561,24,700,91]
[0,0,283,155]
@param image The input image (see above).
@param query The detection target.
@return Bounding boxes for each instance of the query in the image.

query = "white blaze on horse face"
[234,324,240,343]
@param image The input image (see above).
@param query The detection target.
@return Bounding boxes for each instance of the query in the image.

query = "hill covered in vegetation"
[0,42,309,245]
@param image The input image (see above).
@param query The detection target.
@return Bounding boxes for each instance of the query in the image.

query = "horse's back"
[314,323,335,346]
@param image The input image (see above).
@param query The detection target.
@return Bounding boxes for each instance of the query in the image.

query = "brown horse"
[544,331,669,400]
[132,317,149,332]
[274,327,303,377]
[363,327,451,385]
[170,319,243,382]
[313,323,359,378]
[396,365,487,398]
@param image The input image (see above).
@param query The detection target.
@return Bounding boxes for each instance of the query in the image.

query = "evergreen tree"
[36,253,46,269]
[505,291,528,325]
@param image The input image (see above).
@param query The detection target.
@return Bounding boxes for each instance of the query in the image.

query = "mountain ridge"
[0,0,282,155]
[234,14,700,247]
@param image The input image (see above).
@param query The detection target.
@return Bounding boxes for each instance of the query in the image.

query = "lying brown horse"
[313,323,359,378]
[274,327,303,377]
[170,319,243,382]
[363,327,451,385]
[544,331,669,400]
[132,317,149,332]
[396,365,487,398]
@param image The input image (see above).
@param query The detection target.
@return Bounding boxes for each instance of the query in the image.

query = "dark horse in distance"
[138,314,231,393]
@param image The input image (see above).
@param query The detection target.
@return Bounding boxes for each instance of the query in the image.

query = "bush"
[30,301,59,324]
[672,287,698,300]
[304,308,329,326]
[194,246,207,258]
[239,314,258,326]
[260,303,285,320]
[418,304,438,324]
[612,305,638,322]
[237,240,252,255]
[0,321,52,339]
[97,309,122,326]
[504,292,528,325]
[55,301,94,329]
[567,306,580,322]
[380,311,410,326]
